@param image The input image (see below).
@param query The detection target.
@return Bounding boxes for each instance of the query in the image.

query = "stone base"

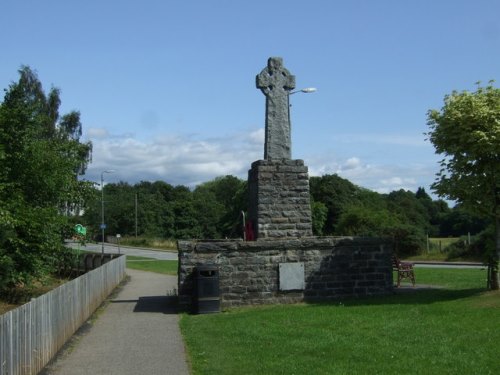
[177,237,394,310]
[248,159,312,239]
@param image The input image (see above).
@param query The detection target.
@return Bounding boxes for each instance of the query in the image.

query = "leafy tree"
[0,67,92,295]
[415,187,452,236]
[309,174,361,234]
[439,205,488,237]
[337,206,425,256]
[387,189,431,234]
[194,176,247,238]
[336,207,397,237]
[171,186,203,239]
[427,82,500,289]
[356,188,387,211]
[82,180,177,239]
[311,200,328,236]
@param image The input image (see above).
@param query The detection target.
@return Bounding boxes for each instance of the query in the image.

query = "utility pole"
[100,170,115,254]
[135,193,138,238]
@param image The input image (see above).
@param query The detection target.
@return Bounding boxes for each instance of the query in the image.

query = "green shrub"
[446,226,494,262]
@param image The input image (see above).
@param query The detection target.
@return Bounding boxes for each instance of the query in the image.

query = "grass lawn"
[118,236,177,251]
[429,237,461,248]
[406,237,463,262]
[180,267,499,375]
[125,255,178,275]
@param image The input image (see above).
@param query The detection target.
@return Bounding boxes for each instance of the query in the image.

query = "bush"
[336,207,426,256]
[386,223,426,257]
[446,226,494,262]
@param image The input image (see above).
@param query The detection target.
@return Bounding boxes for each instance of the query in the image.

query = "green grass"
[406,237,461,261]
[413,266,488,289]
[406,252,449,261]
[429,237,461,248]
[180,267,499,375]
[119,236,177,251]
[125,255,178,275]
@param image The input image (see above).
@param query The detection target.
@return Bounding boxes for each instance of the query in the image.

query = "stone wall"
[248,159,312,239]
[178,237,393,310]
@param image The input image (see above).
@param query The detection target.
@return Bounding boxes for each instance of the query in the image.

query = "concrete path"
[44,269,189,375]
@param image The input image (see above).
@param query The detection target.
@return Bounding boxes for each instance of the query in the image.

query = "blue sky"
[1,0,498,196]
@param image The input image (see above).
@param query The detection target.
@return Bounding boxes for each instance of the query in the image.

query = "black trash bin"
[195,264,220,314]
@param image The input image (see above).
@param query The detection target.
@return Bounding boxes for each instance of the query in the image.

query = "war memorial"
[177,58,393,310]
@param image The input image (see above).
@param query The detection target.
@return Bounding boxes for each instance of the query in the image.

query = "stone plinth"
[248,159,312,239]
[177,237,393,310]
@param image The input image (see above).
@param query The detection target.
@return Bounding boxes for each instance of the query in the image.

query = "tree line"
[79,174,488,256]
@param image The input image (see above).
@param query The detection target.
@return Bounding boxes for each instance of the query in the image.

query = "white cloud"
[82,128,437,195]
[249,128,265,143]
[308,154,435,194]
[343,157,361,170]
[84,129,262,187]
[336,133,428,147]
[86,127,109,138]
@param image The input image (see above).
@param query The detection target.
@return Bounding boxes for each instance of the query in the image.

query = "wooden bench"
[392,256,416,287]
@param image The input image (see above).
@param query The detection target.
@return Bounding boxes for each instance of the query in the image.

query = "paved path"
[44,269,189,375]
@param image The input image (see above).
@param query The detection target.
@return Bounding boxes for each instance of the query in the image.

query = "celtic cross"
[256,57,296,159]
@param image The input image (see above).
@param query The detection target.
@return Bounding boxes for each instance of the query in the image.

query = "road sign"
[74,224,87,236]
[100,224,107,230]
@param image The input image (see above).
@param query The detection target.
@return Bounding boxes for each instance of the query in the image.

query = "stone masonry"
[177,57,394,311]
[248,159,312,239]
[178,237,393,310]
[250,57,313,239]
[256,57,295,160]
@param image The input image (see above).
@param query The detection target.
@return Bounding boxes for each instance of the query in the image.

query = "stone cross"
[256,57,296,160]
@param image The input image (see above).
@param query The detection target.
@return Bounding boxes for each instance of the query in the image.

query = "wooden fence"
[0,255,126,375]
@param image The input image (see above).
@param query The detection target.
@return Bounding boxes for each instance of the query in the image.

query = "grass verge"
[180,267,499,375]
[126,255,178,275]
[119,236,177,251]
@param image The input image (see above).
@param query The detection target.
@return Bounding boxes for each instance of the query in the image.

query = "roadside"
[66,241,178,260]
[407,260,485,269]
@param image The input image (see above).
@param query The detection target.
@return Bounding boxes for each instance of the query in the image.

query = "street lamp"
[101,169,115,254]
[287,87,317,155]
[289,87,317,95]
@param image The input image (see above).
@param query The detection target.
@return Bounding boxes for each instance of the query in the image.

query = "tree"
[439,205,487,237]
[0,66,92,295]
[309,174,361,234]
[337,206,426,256]
[311,200,328,236]
[415,187,452,237]
[193,176,247,238]
[387,189,432,235]
[427,82,500,289]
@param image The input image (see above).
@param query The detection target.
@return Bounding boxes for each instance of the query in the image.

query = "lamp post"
[101,169,115,254]
[289,87,317,95]
[287,87,317,152]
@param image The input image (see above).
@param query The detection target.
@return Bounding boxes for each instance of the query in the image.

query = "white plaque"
[279,262,305,291]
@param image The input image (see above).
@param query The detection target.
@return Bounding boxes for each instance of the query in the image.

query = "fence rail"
[0,255,126,375]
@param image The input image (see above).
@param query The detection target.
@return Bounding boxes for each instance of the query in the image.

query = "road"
[414,263,485,269]
[66,241,179,260]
